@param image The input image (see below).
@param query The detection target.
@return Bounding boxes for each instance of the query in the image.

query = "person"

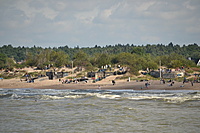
[98,85,101,89]
[162,79,165,84]
[145,82,148,88]
[180,84,184,87]
[112,80,115,85]
[183,77,186,84]
[190,81,194,86]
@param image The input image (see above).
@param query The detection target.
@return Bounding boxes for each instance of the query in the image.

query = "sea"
[0,88,200,133]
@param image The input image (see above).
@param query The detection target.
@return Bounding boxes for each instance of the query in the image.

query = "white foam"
[64,95,83,99]
[41,95,65,100]
[11,93,20,99]
[96,94,121,99]
[86,93,121,99]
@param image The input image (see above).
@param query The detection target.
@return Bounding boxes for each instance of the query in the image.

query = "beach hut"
[46,72,54,80]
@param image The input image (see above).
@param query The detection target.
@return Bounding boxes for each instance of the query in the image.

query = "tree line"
[0,43,199,75]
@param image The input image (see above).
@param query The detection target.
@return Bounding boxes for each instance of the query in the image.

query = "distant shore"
[0,77,199,90]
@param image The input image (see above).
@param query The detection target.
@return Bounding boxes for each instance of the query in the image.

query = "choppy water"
[0,88,200,133]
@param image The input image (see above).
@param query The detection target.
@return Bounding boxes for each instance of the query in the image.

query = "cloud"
[0,0,200,47]
[15,0,58,20]
[135,1,155,12]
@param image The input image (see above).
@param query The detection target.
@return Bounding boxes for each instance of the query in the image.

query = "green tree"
[5,58,15,70]
[0,53,7,68]
[73,50,92,70]
[25,52,37,67]
[145,61,158,70]
[131,47,145,55]
[25,49,70,69]
[170,60,182,68]
[36,49,51,69]
[190,51,200,64]
[95,53,111,68]
[0,43,199,72]
[50,51,69,67]
[111,52,133,65]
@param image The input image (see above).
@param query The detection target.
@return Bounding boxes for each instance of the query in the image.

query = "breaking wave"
[0,88,200,103]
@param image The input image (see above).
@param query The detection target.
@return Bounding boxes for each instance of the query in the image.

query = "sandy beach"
[0,75,199,90]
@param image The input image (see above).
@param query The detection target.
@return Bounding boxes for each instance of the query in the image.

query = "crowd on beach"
[17,68,200,90]
[0,65,200,90]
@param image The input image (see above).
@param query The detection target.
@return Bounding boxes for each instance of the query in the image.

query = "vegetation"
[0,43,199,75]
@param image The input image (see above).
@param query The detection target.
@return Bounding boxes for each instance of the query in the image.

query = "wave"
[0,89,200,103]
[0,93,13,98]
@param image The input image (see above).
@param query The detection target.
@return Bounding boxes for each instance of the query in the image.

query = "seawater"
[0,88,200,133]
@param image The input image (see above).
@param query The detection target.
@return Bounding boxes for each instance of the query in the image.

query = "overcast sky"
[0,0,199,48]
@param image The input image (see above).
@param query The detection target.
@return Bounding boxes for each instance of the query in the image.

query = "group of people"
[161,77,195,87]
[20,78,35,83]
[160,79,175,86]
[183,77,194,87]
[60,78,73,84]
[59,78,88,84]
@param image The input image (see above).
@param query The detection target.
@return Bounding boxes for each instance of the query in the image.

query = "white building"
[197,59,200,66]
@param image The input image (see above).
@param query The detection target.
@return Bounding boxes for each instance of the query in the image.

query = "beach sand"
[0,76,199,90]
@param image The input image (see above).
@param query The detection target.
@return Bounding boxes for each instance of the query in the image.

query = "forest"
[0,42,199,75]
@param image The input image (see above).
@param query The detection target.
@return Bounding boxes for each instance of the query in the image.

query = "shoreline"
[0,78,199,90]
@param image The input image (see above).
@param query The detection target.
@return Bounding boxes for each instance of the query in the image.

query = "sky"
[0,0,200,48]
